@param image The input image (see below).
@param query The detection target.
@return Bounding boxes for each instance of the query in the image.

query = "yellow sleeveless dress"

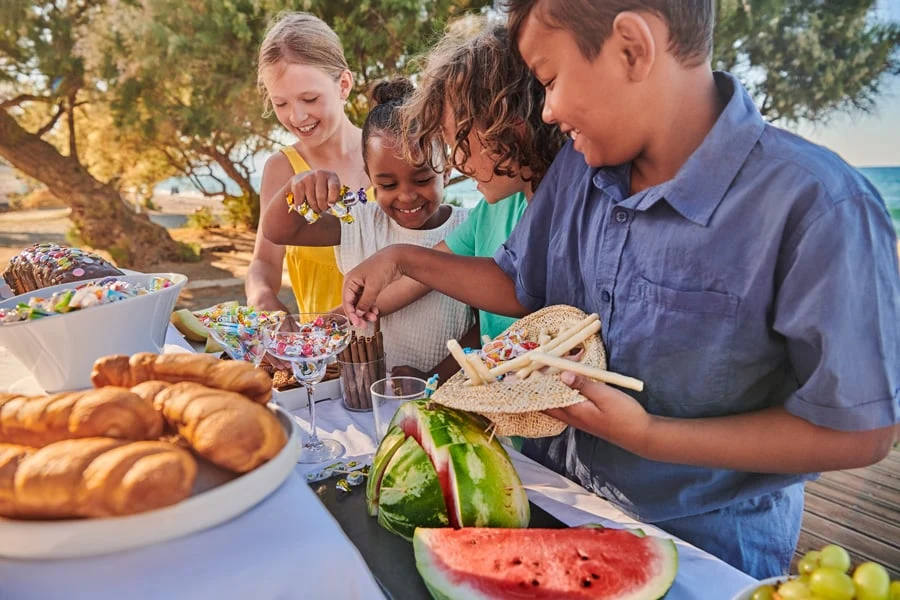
[280,146,346,314]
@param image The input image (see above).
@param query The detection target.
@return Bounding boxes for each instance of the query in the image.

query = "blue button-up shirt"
[495,72,900,523]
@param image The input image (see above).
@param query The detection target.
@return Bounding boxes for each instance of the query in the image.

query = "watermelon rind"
[447,443,529,529]
[366,425,407,516]
[377,437,449,541]
[413,527,679,600]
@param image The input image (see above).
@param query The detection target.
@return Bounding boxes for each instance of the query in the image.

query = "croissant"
[0,438,197,519]
[148,382,286,473]
[0,387,164,447]
[92,353,272,404]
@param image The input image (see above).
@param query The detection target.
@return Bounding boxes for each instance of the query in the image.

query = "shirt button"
[601,290,611,303]
[614,209,629,224]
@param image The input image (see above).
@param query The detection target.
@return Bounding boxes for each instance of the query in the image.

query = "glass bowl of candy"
[0,273,187,392]
[731,543,898,600]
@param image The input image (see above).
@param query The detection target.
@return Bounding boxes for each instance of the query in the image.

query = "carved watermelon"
[413,526,678,599]
[366,400,529,540]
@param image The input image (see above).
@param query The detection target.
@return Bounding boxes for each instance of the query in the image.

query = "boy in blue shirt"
[342,0,900,578]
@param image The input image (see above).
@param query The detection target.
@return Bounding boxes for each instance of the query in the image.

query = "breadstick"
[481,335,492,345]
[487,314,600,378]
[447,340,482,384]
[517,319,601,379]
[538,328,551,346]
[527,352,644,392]
[467,353,495,385]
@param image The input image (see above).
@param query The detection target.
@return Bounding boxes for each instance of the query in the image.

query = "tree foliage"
[714,0,900,122]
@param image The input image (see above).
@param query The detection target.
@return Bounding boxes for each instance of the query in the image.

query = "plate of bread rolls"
[0,352,300,559]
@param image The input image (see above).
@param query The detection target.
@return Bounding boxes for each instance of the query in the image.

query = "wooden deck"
[793,445,900,578]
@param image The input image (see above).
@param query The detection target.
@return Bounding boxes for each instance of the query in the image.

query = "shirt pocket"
[625,275,740,416]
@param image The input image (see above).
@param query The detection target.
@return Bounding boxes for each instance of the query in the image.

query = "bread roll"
[0,438,197,519]
[92,353,272,404]
[0,387,164,447]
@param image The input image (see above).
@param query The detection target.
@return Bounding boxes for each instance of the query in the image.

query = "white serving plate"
[0,404,301,560]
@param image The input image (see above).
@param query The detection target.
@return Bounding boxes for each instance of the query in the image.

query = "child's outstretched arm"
[342,244,528,326]
[547,374,896,474]
[366,242,455,317]
[261,169,343,248]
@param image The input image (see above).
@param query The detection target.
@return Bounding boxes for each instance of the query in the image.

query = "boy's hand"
[289,169,342,214]
[545,371,652,453]
[342,247,404,326]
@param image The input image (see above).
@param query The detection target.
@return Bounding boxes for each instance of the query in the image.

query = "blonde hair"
[257,12,350,114]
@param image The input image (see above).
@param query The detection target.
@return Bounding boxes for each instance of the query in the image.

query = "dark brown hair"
[362,78,415,167]
[399,17,565,192]
[503,0,714,67]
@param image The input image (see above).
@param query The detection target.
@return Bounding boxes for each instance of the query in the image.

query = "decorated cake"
[2,243,124,296]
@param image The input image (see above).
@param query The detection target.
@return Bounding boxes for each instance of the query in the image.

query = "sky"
[796,0,900,167]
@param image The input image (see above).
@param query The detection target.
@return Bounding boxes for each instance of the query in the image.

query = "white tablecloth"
[0,325,756,599]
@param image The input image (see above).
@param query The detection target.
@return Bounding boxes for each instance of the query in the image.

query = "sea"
[156,166,900,236]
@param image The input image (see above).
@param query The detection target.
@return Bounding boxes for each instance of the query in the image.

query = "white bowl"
[0,273,187,392]
[731,576,793,600]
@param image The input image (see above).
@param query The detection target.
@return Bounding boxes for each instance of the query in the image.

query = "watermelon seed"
[531,579,540,587]
[591,573,599,579]
[583,579,593,588]
[512,558,522,565]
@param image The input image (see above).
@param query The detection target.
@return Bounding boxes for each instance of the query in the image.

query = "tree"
[0,0,187,268]
[714,0,900,123]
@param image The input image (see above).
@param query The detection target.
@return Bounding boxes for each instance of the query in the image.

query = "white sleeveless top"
[336,203,474,372]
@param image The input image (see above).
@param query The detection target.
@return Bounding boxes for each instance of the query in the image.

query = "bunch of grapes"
[751,544,899,600]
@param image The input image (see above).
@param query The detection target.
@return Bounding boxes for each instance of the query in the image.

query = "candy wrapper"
[287,185,367,224]
[194,304,284,363]
[477,328,539,372]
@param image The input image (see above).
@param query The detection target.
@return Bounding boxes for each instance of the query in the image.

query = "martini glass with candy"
[198,306,283,366]
[262,313,352,463]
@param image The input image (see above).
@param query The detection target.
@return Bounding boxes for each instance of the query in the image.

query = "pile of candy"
[0,277,173,324]
[194,304,284,363]
[288,185,368,225]
[268,316,349,359]
[306,460,370,493]
[475,328,539,371]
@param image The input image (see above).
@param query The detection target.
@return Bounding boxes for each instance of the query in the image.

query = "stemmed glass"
[262,313,351,463]
[206,322,268,365]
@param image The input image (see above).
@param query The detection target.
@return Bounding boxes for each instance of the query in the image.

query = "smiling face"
[441,106,529,204]
[366,134,447,230]
[261,63,351,148]
[517,10,648,168]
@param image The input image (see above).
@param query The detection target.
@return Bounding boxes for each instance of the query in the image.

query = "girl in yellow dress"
[248,12,371,313]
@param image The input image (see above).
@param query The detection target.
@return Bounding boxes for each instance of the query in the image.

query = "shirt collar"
[641,72,766,226]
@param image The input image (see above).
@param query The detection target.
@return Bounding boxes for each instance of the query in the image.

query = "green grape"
[889,580,900,600]
[809,567,856,600]
[800,553,822,576]
[750,584,777,600]
[778,579,814,600]
[818,545,852,573]
[852,562,890,600]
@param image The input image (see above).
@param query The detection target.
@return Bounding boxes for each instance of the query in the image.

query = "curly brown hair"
[399,17,565,193]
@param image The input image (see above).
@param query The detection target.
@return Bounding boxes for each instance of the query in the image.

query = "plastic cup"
[371,376,427,440]
[338,356,386,412]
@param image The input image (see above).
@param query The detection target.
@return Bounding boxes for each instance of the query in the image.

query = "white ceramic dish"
[0,404,301,559]
[0,273,187,392]
[730,576,792,600]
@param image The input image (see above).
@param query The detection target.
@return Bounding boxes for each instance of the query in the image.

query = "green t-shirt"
[444,192,528,340]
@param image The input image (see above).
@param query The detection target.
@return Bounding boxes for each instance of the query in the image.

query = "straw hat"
[432,305,606,438]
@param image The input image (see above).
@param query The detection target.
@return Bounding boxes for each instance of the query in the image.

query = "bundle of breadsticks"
[337,324,385,410]
[432,305,643,438]
[0,352,286,520]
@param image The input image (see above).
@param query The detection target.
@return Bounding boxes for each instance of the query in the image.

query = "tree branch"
[1,94,55,109]
[34,103,66,138]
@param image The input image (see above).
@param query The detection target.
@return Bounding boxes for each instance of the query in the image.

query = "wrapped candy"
[287,185,367,225]
[478,328,539,370]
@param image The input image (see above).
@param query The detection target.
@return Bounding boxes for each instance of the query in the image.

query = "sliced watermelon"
[367,426,408,516]
[413,527,678,600]
[377,436,450,540]
[368,400,530,539]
